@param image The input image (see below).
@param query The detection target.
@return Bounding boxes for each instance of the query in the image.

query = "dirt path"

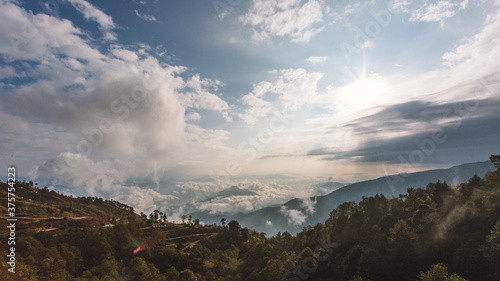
[0,216,91,220]
[182,233,219,250]
[164,232,217,242]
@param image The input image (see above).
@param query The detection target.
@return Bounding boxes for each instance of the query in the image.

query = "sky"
[1,0,500,215]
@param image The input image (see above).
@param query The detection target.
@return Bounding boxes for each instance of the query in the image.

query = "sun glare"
[339,77,389,117]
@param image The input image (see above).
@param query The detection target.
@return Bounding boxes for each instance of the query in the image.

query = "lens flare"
[133,242,146,254]
[129,235,145,254]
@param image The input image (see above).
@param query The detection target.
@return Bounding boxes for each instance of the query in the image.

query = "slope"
[225,161,496,235]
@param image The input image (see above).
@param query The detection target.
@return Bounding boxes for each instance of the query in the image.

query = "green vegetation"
[0,180,138,223]
[1,157,500,280]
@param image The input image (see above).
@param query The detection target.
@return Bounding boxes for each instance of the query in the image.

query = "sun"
[338,75,389,117]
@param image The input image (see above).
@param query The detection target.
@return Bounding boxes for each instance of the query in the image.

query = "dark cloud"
[307,147,341,156]
[343,98,499,135]
[259,153,302,159]
[312,98,500,165]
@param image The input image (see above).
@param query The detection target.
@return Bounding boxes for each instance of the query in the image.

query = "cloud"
[250,29,270,42]
[0,65,16,79]
[4,68,188,159]
[442,7,500,68]
[0,2,239,210]
[360,39,374,49]
[279,205,307,226]
[188,181,297,215]
[306,56,328,64]
[67,0,117,39]
[0,1,101,62]
[239,92,274,124]
[2,0,499,217]
[302,6,500,169]
[326,1,376,23]
[239,68,323,124]
[0,110,80,175]
[311,97,500,165]
[384,1,472,28]
[410,1,468,22]
[133,9,160,22]
[434,205,470,240]
[185,124,231,151]
[181,74,232,122]
[299,197,316,215]
[0,2,234,160]
[389,0,411,14]
[37,153,177,214]
[344,95,497,138]
[110,45,140,61]
[197,196,256,214]
[240,0,324,43]
[186,112,201,120]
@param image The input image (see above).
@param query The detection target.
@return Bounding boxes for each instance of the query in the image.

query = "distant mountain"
[311,181,349,195]
[313,181,348,188]
[191,161,496,236]
[188,173,295,183]
[205,186,258,201]
[123,174,313,208]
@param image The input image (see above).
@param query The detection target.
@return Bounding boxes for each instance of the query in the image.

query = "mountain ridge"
[190,160,496,235]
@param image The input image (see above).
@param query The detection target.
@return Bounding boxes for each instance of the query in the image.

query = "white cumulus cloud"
[239,68,323,124]
[240,0,325,43]
[133,9,160,22]
[299,196,316,215]
[408,0,469,26]
[279,205,307,226]
[67,0,117,40]
[306,56,328,64]
[0,1,237,211]
[37,153,177,214]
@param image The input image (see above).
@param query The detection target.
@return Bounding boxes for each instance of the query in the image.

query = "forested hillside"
[209,160,496,236]
[1,158,500,280]
[0,180,140,228]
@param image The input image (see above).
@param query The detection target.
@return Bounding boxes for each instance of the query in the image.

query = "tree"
[484,220,500,279]
[188,215,192,224]
[419,263,468,281]
[194,218,200,226]
[389,219,414,243]
[165,266,179,280]
[221,218,226,227]
[486,220,500,255]
[459,174,483,198]
[128,257,166,281]
[178,269,197,281]
[153,210,160,222]
[228,220,242,240]
[182,215,187,224]
[426,181,451,205]
[490,154,500,169]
